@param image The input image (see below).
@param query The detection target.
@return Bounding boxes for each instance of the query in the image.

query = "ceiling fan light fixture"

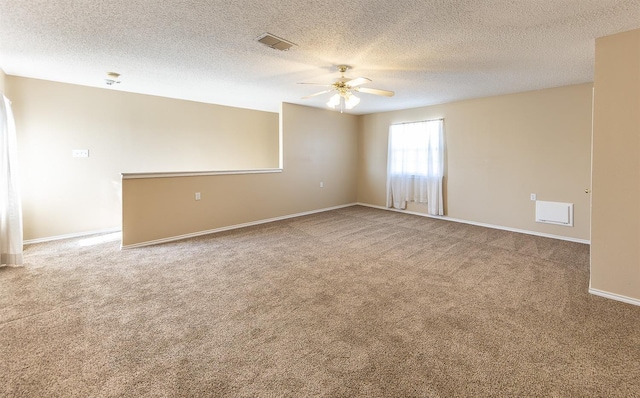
[301,64,393,113]
[327,94,341,108]
[345,93,360,109]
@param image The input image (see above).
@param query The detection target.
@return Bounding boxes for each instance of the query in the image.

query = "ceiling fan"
[299,65,394,113]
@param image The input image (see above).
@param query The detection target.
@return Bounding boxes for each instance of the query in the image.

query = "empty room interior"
[1,1,640,396]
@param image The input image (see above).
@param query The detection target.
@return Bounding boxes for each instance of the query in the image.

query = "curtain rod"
[391,118,443,126]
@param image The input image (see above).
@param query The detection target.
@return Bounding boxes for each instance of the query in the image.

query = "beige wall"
[358,84,593,241]
[122,103,358,246]
[591,29,640,301]
[7,76,279,240]
[0,68,5,92]
[10,73,595,245]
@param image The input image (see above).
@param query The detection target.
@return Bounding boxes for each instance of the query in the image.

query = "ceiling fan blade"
[358,87,395,97]
[346,77,371,87]
[297,82,332,87]
[301,89,333,99]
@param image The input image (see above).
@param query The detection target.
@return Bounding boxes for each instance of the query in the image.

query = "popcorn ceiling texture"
[0,0,638,114]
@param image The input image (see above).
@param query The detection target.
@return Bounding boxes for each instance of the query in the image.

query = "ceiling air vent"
[256,33,296,51]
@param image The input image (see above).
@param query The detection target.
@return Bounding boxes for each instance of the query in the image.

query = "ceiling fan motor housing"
[298,64,394,110]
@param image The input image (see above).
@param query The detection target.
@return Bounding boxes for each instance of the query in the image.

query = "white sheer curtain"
[1,94,23,265]
[386,119,444,215]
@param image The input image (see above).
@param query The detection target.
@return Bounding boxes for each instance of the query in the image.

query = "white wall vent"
[535,201,573,226]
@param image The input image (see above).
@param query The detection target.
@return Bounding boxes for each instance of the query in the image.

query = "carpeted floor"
[1,205,639,397]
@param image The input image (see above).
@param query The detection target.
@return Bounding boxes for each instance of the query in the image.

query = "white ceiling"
[1,0,639,115]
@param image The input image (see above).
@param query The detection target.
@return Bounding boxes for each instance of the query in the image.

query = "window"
[386,119,444,215]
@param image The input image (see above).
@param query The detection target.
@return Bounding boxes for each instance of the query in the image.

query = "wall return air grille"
[535,200,573,226]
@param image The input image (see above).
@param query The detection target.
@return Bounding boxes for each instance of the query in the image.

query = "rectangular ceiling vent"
[256,33,296,51]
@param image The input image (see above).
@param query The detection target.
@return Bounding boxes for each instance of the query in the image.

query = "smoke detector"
[105,72,121,85]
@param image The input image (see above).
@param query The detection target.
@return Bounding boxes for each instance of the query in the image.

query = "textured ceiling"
[0,0,639,115]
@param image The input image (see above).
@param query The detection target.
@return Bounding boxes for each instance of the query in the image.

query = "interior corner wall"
[358,83,593,241]
[590,28,640,301]
[6,76,279,241]
[121,102,358,246]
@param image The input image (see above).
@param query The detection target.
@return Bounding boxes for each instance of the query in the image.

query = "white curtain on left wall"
[0,94,23,265]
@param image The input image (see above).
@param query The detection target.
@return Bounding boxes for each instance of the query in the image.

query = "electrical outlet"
[72,149,89,158]
[320,182,324,188]
[195,192,201,200]
[530,193,537,201]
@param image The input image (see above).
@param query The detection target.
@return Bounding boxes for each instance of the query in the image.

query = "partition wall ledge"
[122,168,282,180]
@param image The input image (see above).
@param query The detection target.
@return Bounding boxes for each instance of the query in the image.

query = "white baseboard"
[28,202,589,249]
[356,203,590,245]
[589,288,640,307]
[121,203,358,249]
[24,227,121,245]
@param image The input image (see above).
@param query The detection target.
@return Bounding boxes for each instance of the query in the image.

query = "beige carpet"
[1,205,639,397]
